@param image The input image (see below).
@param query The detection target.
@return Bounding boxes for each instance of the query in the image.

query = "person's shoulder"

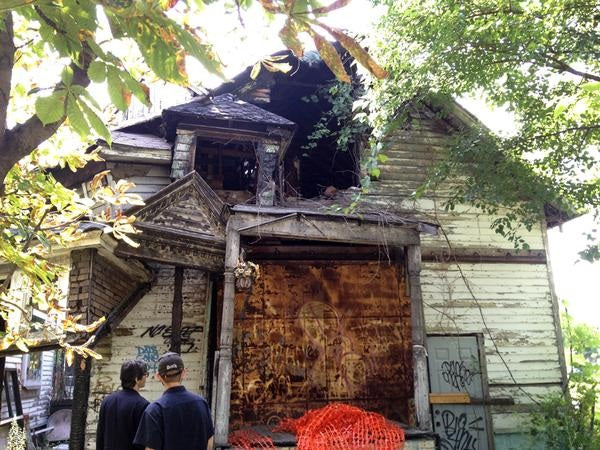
[101,390,120,403]
[143,400,163,416]
[183,389,208,402]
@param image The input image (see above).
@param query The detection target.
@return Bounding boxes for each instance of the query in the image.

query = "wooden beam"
[179,123,282,144]
[407,244,432,431]
[246,245,398,261]
[170,267,184,353]
[429,392,470,404]
[214,226,240,446]
[421,247,547,264]
[69,355,93,450]
[98,144,172,165]
[541,222,569,389]
[231,213,420,246]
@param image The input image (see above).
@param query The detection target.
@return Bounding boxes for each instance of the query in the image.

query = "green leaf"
[66,92,90,137]
[106,66,128,111]
[88,61,107,83]
[581,82,600,92]
[35,91,66,125]
[120,70,151,106]
[78,99,112,145]
[61,66,74,86]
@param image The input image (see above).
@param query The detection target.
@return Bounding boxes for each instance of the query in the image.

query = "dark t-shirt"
[96,388,149,450]
[134,386,214,450]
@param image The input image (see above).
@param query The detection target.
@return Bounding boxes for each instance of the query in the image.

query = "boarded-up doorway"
[230,261,413,429]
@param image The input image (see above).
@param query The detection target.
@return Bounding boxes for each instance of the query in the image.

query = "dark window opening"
[194,140,257,193]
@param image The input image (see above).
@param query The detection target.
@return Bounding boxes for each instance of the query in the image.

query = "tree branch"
[0,12,15,142]
[546,54,600,82]
[0,8,93,190]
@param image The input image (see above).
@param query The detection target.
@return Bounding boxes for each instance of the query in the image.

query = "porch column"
[69,355,93,450]
[214,226,240,446]
[407,244,432,431]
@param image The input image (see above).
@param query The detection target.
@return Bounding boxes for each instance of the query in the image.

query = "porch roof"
[232,204,439,236]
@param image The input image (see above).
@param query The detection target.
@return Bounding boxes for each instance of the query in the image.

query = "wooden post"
[69,355,93,450]
[214,227,240,446]
[170,267,184,353]
[256,142,278,206]
[407,244,432,431]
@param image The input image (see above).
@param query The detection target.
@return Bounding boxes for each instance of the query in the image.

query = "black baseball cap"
[158,352,184,377]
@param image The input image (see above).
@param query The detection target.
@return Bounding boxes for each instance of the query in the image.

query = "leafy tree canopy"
[0,0,385,355]
[364,0,599,257]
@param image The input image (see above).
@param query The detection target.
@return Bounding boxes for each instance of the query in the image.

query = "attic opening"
[195,139,257,195]
[272,79,361,199]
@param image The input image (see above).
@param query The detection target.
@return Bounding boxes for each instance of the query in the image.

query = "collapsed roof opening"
[212,50,363,200]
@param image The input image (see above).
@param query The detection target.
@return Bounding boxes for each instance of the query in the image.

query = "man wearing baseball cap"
[134,352,214,450]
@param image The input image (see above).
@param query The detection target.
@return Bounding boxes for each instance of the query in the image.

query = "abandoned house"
[1,50,567,450]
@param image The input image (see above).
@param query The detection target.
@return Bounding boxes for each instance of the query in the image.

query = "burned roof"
[165,93,295,127]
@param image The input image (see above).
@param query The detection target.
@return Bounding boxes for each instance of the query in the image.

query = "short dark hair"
[120,360,147,389]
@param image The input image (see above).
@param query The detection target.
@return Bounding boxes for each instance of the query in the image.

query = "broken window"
[195,139,257,193]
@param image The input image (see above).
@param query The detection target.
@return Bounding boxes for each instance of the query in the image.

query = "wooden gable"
[115,171,229,271]
[135,171,227,238]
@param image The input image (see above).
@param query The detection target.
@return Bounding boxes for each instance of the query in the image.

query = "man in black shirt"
[97,359,149,450]
[134,352,214,450]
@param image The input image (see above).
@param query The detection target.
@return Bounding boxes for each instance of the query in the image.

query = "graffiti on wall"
[136,345,160,373]
[435,409,483,450]
[231,263,413,429]
[140,324,203,353]
[441,360,474,390]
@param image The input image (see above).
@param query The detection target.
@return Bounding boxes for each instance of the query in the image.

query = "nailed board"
[230,262,413,430]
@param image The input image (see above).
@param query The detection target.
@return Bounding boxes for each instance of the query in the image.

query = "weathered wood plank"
[230,213,420,246]
[170,267,184,353]
[99,144,172,165]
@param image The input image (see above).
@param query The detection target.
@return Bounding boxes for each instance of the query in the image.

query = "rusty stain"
[114,328,134,336]
[230,262,413,429]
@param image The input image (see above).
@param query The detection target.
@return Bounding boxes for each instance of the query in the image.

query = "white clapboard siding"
[84,266,210,449]
[106,162,172,200]
[422,262,562,386]
[367,109,564,418]
[0,351,55,428]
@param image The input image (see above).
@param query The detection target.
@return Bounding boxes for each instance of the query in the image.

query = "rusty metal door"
[427,335,491,450]
[230,262,413,430]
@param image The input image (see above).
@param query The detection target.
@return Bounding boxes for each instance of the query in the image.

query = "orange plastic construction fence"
[229,428,277,450]
[229,403,405,450]
[277,403,406,450]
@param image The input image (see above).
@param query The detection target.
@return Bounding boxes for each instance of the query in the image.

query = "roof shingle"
[166,93,295,127]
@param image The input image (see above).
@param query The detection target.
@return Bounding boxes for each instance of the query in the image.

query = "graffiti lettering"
[436,409,483,450]
[136,345,160,373]
[441,360,474,390]
[140,324,203,353]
